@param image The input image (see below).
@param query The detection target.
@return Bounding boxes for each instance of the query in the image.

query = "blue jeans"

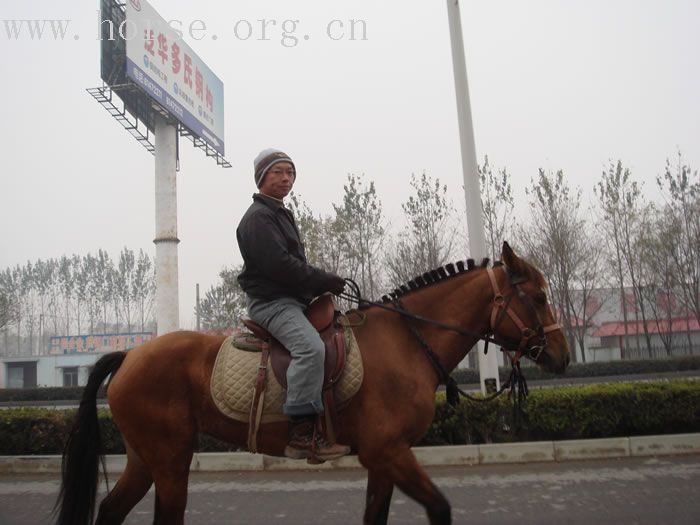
[247,296,325,416]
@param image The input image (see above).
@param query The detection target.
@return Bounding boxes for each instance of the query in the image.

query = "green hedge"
[0,408,114,455]
[422,380,700,445]
[0,386,107,402]
[0,408,239,455]
[1,380,698,455]
[450,355,700,384]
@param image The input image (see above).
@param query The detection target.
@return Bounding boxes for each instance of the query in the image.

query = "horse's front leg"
[364,469,394,524]
[361,447,451,525]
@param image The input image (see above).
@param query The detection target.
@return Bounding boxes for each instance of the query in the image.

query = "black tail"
[54,351,126,525]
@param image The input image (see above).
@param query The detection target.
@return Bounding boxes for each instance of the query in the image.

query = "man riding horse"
[236,148,351,462]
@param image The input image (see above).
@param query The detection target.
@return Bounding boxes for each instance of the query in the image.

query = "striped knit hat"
[253,148,296,188]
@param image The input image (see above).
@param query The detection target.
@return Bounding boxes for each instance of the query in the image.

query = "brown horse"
[55,242,569,525]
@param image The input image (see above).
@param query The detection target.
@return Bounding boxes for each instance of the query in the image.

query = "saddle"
[237,294,347,452]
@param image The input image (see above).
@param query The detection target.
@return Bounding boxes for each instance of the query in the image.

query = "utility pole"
[196,283,201,332]
[446,0,500,393]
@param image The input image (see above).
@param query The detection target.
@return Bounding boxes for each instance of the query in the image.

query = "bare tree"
[197,265,246,331]
[287,192,331,270]
[0,269,18,333]
[133,250,155,332]
[287,191,347,279]
[0,270,15,357]
[567,233,606,361]
[116,248,136,332]
[33,259,55,354]
[519,169,598,362]
[219,266,248,322]
[626,205,656,357]
[198,286,236,332]
[94,249,115,333]
[73,254,90,336]
[595,161,652,357]
[386,172,456,285]
[8,267,23,354]
[58,256,73,336]
[315,215,350,278]
[657,152,700,334]
[21,263,39,355]
[47,258,61,337]
[333,174,386,299]
[84,254,101,336]
[0,249,156,357]
[287,192,360,311]
[639,206,682,355]
[480,156,515,262]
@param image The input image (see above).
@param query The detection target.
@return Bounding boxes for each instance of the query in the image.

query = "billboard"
[124,0,225,155]
[49,332,154,355]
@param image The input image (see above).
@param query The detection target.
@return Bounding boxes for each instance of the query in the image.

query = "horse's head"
[490,242,570,374]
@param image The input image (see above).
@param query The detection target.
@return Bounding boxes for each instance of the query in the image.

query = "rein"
[340,266,561,408]
[340,284,512,349]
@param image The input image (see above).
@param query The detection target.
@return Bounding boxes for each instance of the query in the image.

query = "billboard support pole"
[446,0,500,393]
[93,1,229,337]
[154,115,180,335]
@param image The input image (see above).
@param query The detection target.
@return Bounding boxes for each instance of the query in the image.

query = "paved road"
[2,455,699,524]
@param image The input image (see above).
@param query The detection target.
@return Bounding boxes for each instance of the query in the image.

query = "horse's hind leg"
[362,448,451,525]
[95,444,153,524]
[364,469,394,525]
[151,451,193,525]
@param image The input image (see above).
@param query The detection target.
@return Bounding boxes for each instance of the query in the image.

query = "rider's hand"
[327,274,346,295]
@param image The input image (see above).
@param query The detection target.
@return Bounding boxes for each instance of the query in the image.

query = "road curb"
[1,433,699,475]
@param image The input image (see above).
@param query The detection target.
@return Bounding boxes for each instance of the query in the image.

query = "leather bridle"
[340,265,564,405]
[486,267,561,364]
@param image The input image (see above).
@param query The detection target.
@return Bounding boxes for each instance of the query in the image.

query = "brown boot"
[284,417,351,461]
[312,425,351,462]
[284,417,316,459]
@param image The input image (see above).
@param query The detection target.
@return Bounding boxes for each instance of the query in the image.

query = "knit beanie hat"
[254,148,296,188]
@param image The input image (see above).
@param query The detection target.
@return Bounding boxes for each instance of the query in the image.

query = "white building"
[1,331,154,388]
[2,353,98,388]
[566,287,699,362]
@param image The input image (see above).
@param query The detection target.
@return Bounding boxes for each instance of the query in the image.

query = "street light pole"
[445,0,500,393]
[196,283,201,332]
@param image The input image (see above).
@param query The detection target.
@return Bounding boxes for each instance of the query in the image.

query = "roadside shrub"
[0,408,72,455]
[1,380,698,454]
[98,409,125,454]
[0,386,106,402]
[421,380,700,445]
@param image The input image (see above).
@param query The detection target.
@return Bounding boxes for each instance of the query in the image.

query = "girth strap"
[248,340,270,453]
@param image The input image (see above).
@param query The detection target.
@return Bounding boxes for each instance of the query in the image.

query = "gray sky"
[1,0,699,329]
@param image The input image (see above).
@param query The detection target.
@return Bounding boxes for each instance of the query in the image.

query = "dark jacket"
[236,193,338,303]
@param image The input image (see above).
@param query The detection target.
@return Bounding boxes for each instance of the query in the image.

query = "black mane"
[373,258,504,305]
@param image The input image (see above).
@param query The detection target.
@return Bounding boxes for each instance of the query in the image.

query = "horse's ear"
[501,241,525,275]
[501,241,515,263]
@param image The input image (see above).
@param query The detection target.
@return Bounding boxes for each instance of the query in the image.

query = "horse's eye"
[534,293,547,305]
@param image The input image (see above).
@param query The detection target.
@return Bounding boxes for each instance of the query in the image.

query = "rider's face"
[260,161,295,200]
